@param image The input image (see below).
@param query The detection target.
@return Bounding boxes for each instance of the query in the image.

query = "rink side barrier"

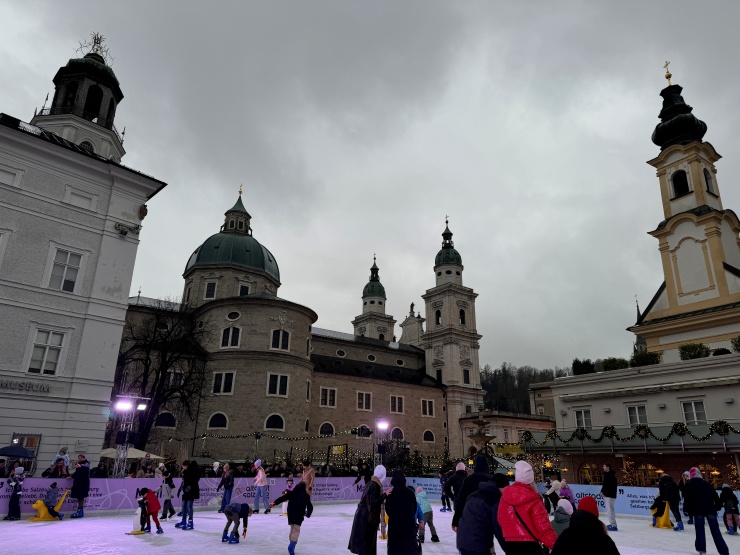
[0,477,732,516]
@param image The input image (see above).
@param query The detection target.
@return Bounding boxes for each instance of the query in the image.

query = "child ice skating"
[222,503,253,544]
[3,466,24,521]
[140,487,163,534]
[270,481,313,555]
[44,482,64,520]
[158,474,176,520]
[719,484,740,534]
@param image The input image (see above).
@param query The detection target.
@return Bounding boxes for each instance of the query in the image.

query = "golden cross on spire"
[239,183,243,196]
[663,60,672,86]
[445,215,449,225]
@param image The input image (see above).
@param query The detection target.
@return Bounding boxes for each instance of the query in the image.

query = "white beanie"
[557,499,574,515]
[373,465,387,482]
[456,462,466,471]
[514,460,534,484]
[254,459,262,468]
[15,467,24,474]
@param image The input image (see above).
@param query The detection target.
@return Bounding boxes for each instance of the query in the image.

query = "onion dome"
[362,256,386,298]
[434,222,462,266]
[54,51,123,103]
[184,194,280,283]
[651,84,707,150]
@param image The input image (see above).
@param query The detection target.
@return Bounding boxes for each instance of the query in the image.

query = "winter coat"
[551,510,620,555]
[144,489,161,514]
[451,454,490,527]
[650,495,667,517]
[348,478,383,555]
[683,477,721,516]
[545,480,562,496]
[384,471,419,555]
[158,481,174,501]
[445,469,468,502]
[70,459,90,499]
[217,471,234,492]
[658,475,680,504]
[8,473,24,495]
[456,480,505,553]
[558,484,573,503]
[253,467,267,487]
[414,502,424,523]
[44,485,58,506]
[353,465,372,485]
[90,465,108,478]
[498,481,558,550]
[415,490,432,514]
[551,506,571,536]
[46,465,68,479]
[272,482,313,526]
[181,463,201,501]
[720,487,739,514]
[301,465,316,495]
[601,470,617,499]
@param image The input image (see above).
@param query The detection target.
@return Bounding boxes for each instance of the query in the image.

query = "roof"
[311,327,424,354]
[184,232,280,282]
[128,296,182,311]
[228,195,250,216]
[0,114,166,197]
[56,53,123,101]
[312,354,439,386]
[635,297,740,327]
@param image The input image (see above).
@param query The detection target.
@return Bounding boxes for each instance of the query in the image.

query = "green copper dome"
[362,258,386,298]
[435,224,463,266]
[184,233,280,282]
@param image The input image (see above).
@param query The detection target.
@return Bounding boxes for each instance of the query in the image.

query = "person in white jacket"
[253,460,270,514]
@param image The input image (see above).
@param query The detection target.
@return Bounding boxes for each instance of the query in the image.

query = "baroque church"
[130,197,486,463]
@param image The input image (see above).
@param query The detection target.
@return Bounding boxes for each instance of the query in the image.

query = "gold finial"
[239,183,243,196]
[373,252,376,263]
[445,215,449,225]
[137,285,141,298]
[663,60,672,86]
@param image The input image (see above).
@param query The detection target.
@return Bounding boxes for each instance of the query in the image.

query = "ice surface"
[0,501,736,555]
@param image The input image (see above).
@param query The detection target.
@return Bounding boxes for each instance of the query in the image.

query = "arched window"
[459,309,466,325]
[704,168,715,194]
[319,422,334,436]
[265,414,285,431]
[435,310,442,326]
[208,412,228,429]
[221,327,241,348]
[357,425,371,439]
[378,334,385,341]
[578,463,603,486]
[671,170,690,198]
[62,81,78,107]
[271,329,290,350]
[635,463,658,487]
[79,141,94,154]
[105,98,116,128]
[423,430,435,442]
[155,412,176,428]
[83,85,103,120]
[391,427,404,440]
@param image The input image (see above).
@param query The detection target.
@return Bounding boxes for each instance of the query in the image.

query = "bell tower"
[421,220,483,456]
[629,65,740,362]
[31,33,125,162]
[352,256,396,341]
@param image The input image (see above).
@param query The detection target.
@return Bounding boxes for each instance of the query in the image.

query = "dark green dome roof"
[435,224,462,266]
[363,280,386,297]
[185,232,280,282]
[55,53,123,101]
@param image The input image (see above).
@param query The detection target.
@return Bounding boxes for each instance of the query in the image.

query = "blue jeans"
[220,488,232,511]
[694,514,729,555]
[254,486,269,511]
[182,499,194,520]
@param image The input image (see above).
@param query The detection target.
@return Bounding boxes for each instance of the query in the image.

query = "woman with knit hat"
[348,464,386,555]
[551,499,573,536]
[498,460,557,554]
[551,495,620,555]
[683,466,729,555]
[444,462,468,512]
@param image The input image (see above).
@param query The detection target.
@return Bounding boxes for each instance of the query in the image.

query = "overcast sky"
[3,2,740,370]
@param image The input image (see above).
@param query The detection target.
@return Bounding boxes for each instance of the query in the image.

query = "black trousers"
[506,541,546,555]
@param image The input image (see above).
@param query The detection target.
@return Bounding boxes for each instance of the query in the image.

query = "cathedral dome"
[435,225,463,266]
[362,257,386,298]
[55,52,123,102]
[651,84,707,151]
[185,233,280,282]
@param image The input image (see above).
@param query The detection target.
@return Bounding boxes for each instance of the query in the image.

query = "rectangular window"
[239,284,249,297]
[185,287,191,304]
[221,327,240,348]
[575,409,592,428]
[49,249,81,293]
[463,368,470,384]
[320,386,337,407]
[503,429,509,441]
[204,281,217,299]
[465,405,472,414]
[357,391,372,411]
[306,380,311,402]
[682,400,707,425]
[436,369,442,383]
[213,371,235,395]
[390,395,404,414]
[627,404,647,426]
[166,371,183,388]
[421,399,435,417]
[11,433,40,473]
[267,373,289,397]
[28,330,64,375]
[271,329,290,350]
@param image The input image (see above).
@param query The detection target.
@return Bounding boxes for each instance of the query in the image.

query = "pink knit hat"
[456,462,466,471]
[689,467,701,479]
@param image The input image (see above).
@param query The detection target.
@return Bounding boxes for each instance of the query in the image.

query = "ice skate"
[228,532,239,544]
[222,531,230,542]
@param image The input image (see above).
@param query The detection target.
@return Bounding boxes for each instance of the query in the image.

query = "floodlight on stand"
[115,400,134,411]
[377,420,389,431]
[136,403,147,411]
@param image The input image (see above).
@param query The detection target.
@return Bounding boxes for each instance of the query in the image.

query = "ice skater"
[3,466,24,521]
[253,459,270,513]
[68,454,90,518]
[222,502,252,544]
[270,481,313,555]
[281,477,294,515]
[719,484,739,535]
[158,473,176,520]
[683,466,729,555]
[44,482,64,521]
[140,487,163,534]
[415,485,439,543]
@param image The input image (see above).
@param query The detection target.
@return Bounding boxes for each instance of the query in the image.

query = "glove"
[242,530,247,538]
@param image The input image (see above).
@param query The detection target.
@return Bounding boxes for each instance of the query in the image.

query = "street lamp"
[112,395,149,477]
[376,419,389,465]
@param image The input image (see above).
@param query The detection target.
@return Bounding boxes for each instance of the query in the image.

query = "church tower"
[629,67,740,362]
[31,34,125,162]
[352,257,396,341]
[422,220,483,456]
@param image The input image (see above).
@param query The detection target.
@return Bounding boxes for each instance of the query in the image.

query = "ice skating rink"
[0,501,736,555]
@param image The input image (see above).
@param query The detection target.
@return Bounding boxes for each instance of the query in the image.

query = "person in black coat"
[384,470,419,555]
[683,467,729,555]
[68,454,90,518]
[176,460,200,529]
[348,465,386,555]
[600,463,618,531]
[551,507,620,555]
[658,474,683,530]
[353,460,372,485]
[456,477,507,555]
[444,462,468,510]
[452,454,490,529]
[271,481,313,555]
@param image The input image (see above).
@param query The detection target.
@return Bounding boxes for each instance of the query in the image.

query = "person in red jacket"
[140,487,163,534]
[498,460,557,554]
